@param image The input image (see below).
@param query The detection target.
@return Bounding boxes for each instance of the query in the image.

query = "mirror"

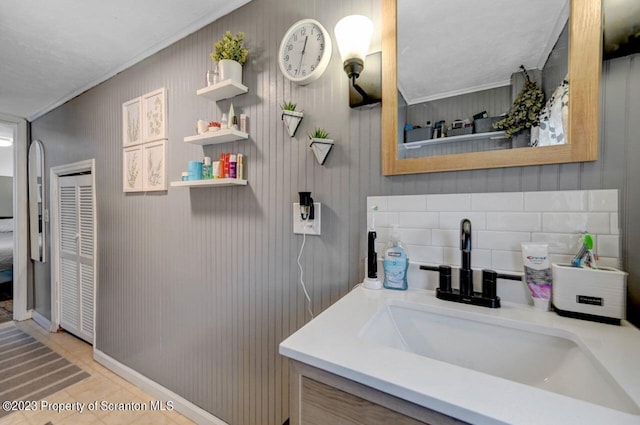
[28,139,46,262]
[382,0,602,175]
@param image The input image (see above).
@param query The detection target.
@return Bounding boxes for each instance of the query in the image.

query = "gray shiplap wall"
[30,1,640,424]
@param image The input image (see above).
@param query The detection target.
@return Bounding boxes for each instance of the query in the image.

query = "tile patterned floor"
[0,320,196,425]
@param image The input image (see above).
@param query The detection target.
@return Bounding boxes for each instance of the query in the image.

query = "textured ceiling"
[398,0,569,105]
[0,0,250,120]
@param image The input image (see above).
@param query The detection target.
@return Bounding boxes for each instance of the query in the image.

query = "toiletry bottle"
[212,161,220,179]
[224,153,231,178]
[202,156,213,180]
[240,114,247,133]
[383,225,409,290]
[229,154,237,178]
[228,104,235,129]
[219,153,226,178]
[237,154,244,180]
[221,113,228,129]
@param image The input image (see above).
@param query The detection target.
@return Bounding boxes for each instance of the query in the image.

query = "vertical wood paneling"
[30,1,640,423]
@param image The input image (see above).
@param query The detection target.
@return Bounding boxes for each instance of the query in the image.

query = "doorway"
[50,160,96,344]
[0,115,28,325]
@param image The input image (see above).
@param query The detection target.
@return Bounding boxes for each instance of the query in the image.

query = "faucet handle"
[482,269,498,299]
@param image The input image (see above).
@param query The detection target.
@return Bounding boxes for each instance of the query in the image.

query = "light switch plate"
[293,203,321,235]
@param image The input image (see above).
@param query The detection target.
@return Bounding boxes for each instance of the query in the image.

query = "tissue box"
[551,263,627,325]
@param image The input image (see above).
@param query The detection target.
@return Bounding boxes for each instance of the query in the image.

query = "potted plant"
[493,66,544,148]
[281,101,304,137]
[308,128,334,165]
[210,31,249,84]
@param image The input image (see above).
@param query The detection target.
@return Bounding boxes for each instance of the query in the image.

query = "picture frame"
[123,146,144,192]
[142,139,167,191]
[122,97,142,146]
[142,88,167,142]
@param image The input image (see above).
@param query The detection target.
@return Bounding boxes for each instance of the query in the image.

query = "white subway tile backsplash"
[406,245,443,264]
[524,191,587,211]
[427,194,471,211]
[472,192,523,211]
[589,189,618,212]
[368,189,621,297]
[597,235,620,258]
[611,213,620,235]
[439,212,486,230]
[367,196,388,212]
[398,212,439,229]
[477,231,531,251]
[432,229,459,247]
[531,233,582,255]
[596,257,621,269]
[367,212,399,228]
[387,195,427,212]
[397,229,431,245]
[491,250,524,272]
[542,212,610,233]
[486,212,541,232]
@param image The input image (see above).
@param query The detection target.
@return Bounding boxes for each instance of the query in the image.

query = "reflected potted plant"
[281,101,304,137]
[210,31,249,84]
[308,128,334,166]
[493,66,544,148]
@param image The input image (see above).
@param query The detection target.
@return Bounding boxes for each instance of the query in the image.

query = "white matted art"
[142,140,167,191]
[123,146,143,192]
[122,97,142,146]
[142,88,167,142]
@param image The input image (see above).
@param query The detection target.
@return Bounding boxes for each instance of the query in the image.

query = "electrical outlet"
[293,203,321,235]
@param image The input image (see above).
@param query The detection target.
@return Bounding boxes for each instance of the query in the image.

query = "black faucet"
[419,218,501,308]
[459,219,473,296]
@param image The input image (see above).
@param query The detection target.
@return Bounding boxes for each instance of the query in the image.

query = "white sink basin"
[359,300,640,414]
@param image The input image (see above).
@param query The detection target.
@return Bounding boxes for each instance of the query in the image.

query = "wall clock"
[278,19,333,85]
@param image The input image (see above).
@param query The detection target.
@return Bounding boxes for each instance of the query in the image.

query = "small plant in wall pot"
[308,128,334,166]
[281,101,304,137]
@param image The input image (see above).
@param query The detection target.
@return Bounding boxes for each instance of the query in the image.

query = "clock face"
[278,19,333,85]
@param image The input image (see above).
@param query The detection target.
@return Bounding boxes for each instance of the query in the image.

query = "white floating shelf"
[183,129,248,146]
[402,131,507,150]
[197,80,248,102]
[170,178,248,188]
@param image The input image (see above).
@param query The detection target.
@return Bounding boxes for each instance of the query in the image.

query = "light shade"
[0,136,13,147]
[334,15,374,78]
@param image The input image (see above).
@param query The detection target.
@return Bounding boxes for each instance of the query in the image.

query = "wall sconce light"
[334,15,382,108]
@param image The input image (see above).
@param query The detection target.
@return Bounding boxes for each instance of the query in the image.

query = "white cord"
[297,219,314,319]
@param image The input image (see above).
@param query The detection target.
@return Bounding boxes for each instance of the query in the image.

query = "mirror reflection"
[29,139,45,263]
[397,0,569,159]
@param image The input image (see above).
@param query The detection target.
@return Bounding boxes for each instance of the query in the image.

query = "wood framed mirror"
[382,0,602,175]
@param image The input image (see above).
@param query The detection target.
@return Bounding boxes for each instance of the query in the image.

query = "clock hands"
[297,35,308,76]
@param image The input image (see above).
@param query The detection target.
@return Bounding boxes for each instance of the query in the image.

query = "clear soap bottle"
[382,225,409,290]
[202,157,213,180]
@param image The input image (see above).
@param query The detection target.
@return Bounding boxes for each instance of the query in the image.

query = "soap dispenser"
[383,225,409,290]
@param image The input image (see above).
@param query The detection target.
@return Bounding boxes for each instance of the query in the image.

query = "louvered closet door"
[58,174,95,344]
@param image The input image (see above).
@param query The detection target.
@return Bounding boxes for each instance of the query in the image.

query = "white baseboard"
[94,349,227,425]
[32,310,53,332]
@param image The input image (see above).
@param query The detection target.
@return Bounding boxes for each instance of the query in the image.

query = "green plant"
[281,101,297,111]
[493,66,544,137]
[308,128,329,139]
[210,31,249,65]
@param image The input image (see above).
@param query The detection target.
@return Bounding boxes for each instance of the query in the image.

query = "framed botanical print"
[123,146,143,192]
[122,97,142,146]
[142,88,167,142]
[142,139,167,191]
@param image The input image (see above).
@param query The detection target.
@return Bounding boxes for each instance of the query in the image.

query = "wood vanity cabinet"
[289,360,465,425]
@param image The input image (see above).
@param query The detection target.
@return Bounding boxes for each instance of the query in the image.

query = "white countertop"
[279,287,640,425]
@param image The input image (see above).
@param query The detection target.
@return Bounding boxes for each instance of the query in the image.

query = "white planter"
[282,110,304,137]
[217,59,243,84]
[309,138,334,165]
